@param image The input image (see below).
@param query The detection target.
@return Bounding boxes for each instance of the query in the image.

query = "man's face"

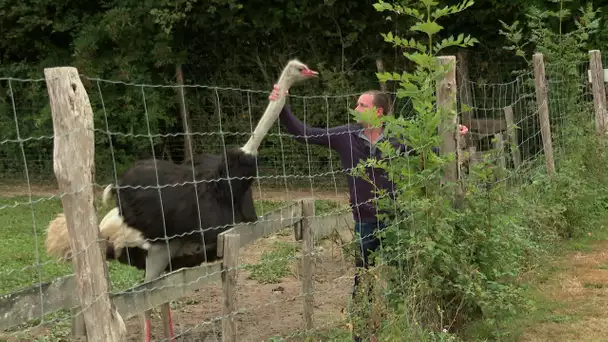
[355,93,383,125]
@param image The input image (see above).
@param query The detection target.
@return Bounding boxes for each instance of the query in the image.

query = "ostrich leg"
[142,242,180,342]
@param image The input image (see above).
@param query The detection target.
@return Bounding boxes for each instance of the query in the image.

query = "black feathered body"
[108,147,258,266]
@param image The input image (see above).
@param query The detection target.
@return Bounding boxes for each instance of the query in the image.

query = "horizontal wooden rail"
[0,203,352,331]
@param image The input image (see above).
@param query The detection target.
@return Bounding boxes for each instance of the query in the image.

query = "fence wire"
[0,56,602,341]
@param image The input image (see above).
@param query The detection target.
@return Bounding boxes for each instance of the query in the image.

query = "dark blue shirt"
[279,105,414,224]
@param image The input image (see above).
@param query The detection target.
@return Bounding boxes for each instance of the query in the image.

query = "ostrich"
[45,59,317,341]
[44,154,258,270]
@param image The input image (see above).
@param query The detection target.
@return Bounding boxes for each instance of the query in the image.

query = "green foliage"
[0,0,395,184]
[498,0,601,68]
[1,0,603,185]
[347,0,608,340]
[499,0,607,240]
[350,0,505,337]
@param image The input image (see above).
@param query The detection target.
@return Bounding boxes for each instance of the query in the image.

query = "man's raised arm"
[278,104,351,147]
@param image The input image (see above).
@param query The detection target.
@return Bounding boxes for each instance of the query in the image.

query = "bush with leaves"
[343,0,608,339]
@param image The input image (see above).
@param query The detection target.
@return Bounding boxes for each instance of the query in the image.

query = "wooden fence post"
[437,55,463,207]
[456,50,474,123]
[532,53,556,176]
[589,50,607,135]
[44,67,126,342]
[300,198,315,331]
[468,146,479,168]
[71,306,86,338]
[222,233,240,342]
[493,133,506,180]
[503,106,521,169]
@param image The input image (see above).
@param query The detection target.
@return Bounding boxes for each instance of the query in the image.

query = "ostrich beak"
[300,68,318,77]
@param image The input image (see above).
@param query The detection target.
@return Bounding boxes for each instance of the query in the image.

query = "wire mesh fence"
[0,49,605,341]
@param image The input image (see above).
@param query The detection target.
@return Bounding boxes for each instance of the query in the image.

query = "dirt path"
[516,239,608,341]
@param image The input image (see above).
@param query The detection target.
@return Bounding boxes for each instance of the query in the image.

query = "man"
[268,84,467,339]
[270,87,396,269]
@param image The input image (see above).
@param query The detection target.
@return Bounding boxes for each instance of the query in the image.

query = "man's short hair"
[365,90,392,115]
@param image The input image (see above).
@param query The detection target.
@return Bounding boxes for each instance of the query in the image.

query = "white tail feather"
[102,184,114,206]
[99,207,150,257]
[45,207,149,263]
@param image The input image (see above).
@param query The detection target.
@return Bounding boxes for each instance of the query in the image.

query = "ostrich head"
[240,59,318,156]
[277,59,318,88]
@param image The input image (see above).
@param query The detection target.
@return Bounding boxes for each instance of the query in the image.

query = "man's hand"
[458,124,468,136]
[269,84,288,101]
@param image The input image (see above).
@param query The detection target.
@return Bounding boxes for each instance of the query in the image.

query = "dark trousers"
[351,221,385,341]
[352,220,385,297]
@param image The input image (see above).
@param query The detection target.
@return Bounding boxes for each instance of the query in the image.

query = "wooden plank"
[0,274,78,330]
[71,306,86,337]
[0,204,349,331]
[160,303,172,341]
[45,66,125,341]
[437,55,459,184]
[216,201,302,257]
[111,262,222,320]
[311,212,353,239]
[437,55,464,208]
[221,234,240,342]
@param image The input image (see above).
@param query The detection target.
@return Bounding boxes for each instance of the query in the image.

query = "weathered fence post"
[503,106,521,169]
[222,233,240,342]
[71,306,86,338]
[456,50,474,122]
[300,198,315,331]
[532,53,555,176]
[437,55,463,207]
[468,146,479,168]
[493,133,506,180]
[44,67,126,342]
[160,303,173,341]
[589,50,607,135]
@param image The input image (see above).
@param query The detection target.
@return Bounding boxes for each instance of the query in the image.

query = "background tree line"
[0,0,606,187]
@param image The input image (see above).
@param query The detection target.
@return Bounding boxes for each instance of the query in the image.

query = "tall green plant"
[345,0,517,337]
[499,0,600,147]
[345,1,571,340]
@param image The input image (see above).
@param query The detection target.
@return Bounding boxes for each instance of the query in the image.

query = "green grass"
[0,195,68,294]
[243,241,299,284]
[0,195,145,295]
[459,228,608,341]
[242,199,348,284]
[266,326,353,341]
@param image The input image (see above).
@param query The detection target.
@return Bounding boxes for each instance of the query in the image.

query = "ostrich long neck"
[241,70,293,155]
